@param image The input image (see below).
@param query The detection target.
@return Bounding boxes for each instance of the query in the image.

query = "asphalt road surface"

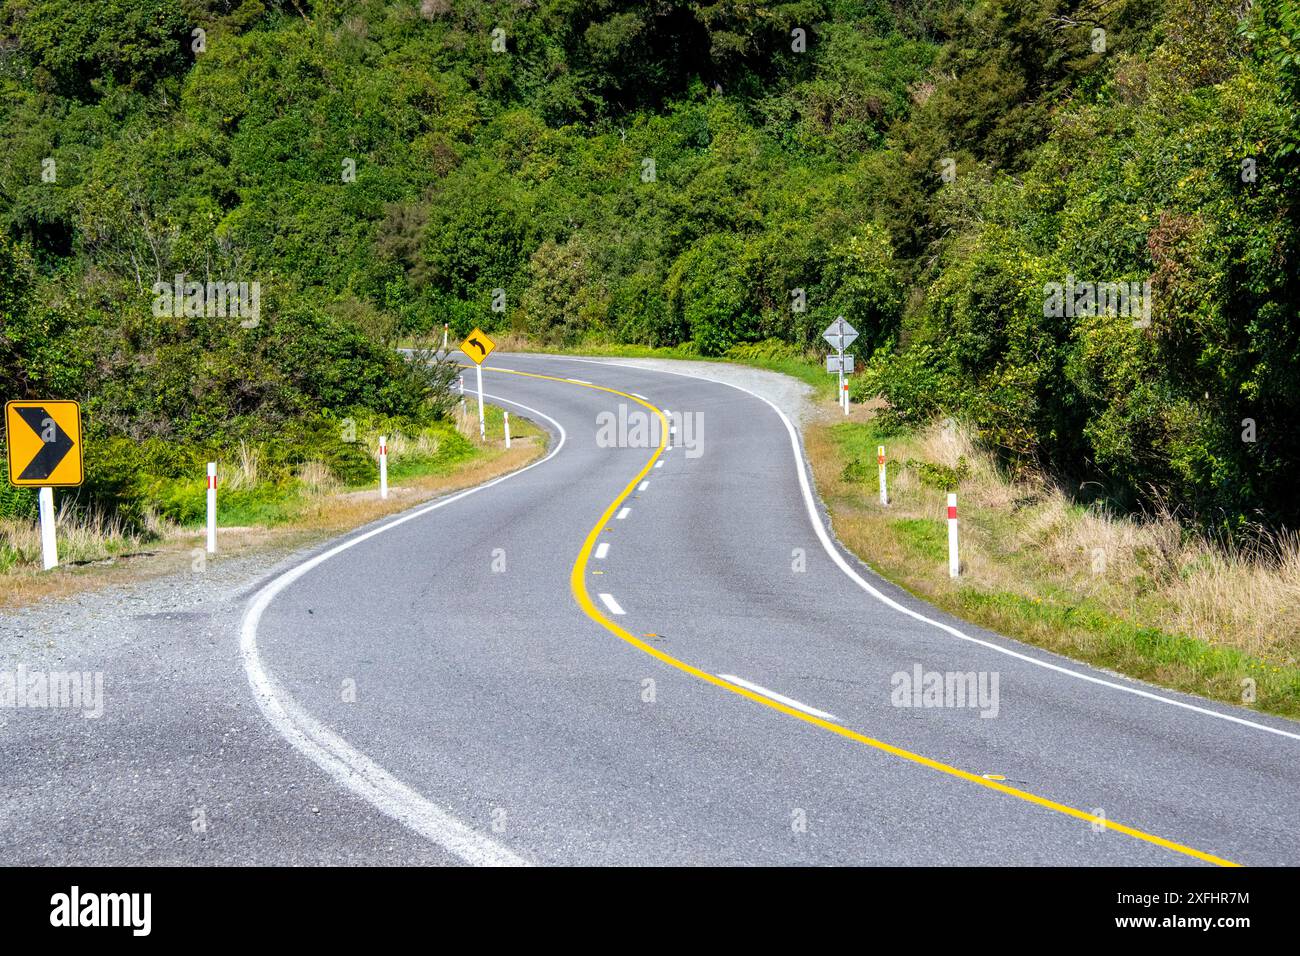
[5,354,1299,866]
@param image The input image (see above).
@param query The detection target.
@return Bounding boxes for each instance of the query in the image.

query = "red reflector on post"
[947,505,957,519]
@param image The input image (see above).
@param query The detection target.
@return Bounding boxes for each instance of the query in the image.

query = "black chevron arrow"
[16,406,75,481]
[467,337,486,356]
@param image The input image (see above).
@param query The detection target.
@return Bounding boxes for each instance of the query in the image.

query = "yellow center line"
[479,364,1239,868]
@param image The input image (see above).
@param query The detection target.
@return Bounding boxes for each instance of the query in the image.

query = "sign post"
[504,411,511,449]
[6,400,84,572]
[379,436,388,499]
[38,487,57,569]
[475,365,486,441]
[822,317,858,416]
[459,327,497,444]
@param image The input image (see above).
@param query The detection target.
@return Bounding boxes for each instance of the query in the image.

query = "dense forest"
[0,0,1297,533]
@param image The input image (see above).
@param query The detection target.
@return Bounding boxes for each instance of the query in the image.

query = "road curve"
[247,353,1300,866]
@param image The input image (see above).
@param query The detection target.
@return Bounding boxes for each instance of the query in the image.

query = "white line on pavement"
[595,542,610,559]
[599,593,626,615]
[718,674,838,721]
[616,507,631,520]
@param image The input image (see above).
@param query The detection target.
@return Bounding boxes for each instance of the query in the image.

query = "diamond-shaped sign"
[460,327,496,366]
[822,316,858,351]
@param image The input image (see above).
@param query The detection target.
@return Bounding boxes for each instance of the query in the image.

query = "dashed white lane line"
[638,481,649,491]
[654,461,663,469]
[595,542,610,559]
[717,675,838,722]
[566,378,593,385]
[632,392,649,400]
[599,593,626,616]
[616,507,631,520]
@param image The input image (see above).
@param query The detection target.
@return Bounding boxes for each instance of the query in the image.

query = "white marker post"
[378,436,388,499]
[459,375,464,396]
[38,487,57,570]
[441,322,449,355]
[877,445,888,506]
[475,363,486,442]
[206,462,217,554]
[947,493,959,578]
[503,411,511,449]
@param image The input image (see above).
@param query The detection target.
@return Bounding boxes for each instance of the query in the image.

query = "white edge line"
[599,593,626,615]
[595,542,610,559]
[553,355,1300,743]
[719,674,838,721]
[238,388,564,867]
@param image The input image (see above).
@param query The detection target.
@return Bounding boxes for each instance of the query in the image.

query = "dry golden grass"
[805,395,1300,711]
[225,440,261,490]
[295,459,341,494]
[0,500,148,568]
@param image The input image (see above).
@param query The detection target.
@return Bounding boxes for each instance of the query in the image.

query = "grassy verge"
[806,413,1300,720]
[0,405,545,609]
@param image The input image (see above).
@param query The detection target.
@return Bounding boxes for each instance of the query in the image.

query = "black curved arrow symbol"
[467,337,486,357]
[16,406,75,481]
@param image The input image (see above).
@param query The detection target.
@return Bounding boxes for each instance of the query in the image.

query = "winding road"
[237,353,1300,867]
[3,353,1296,867]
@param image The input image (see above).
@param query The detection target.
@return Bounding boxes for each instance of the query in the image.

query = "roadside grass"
[0,407,546,609]
[806,414,1300,720]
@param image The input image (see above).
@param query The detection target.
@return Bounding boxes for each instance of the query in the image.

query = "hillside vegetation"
[1,0,1297,540]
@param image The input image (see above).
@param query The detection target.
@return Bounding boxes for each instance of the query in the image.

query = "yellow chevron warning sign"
[5,400,83,487]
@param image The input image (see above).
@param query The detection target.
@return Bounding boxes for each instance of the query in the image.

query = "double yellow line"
[483,365,1239,867]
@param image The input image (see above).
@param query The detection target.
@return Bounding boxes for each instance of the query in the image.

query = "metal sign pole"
[838,318,848,415]
[38,486,57,570]
[476,363,486,442]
